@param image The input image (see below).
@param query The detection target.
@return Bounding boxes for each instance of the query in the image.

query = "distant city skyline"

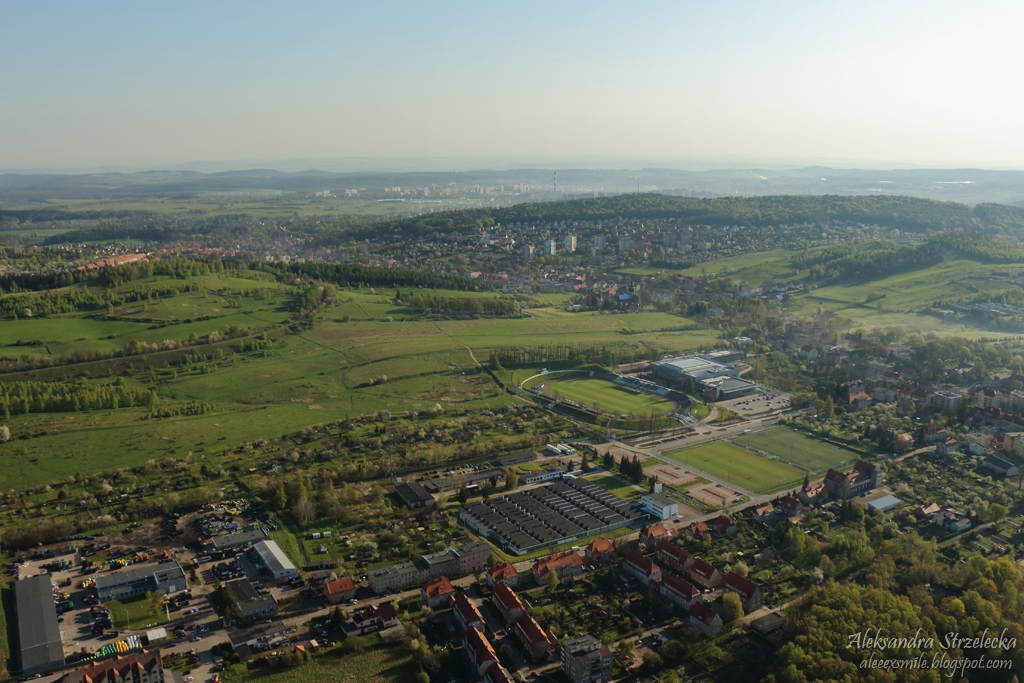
[3,1,1023,170]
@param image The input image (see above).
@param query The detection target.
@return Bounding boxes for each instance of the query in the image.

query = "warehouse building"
[460,477,648,555]
[210,530,268,551]
[94,562,187,601]
[250,540,297,580]
[14,575,64,675]
[226,578,279,624]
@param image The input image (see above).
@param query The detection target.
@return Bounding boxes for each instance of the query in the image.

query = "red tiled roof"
[641,523,669,540]
[723,571,759,600]
[690,601,719,625]
[492,583,524,615]
[454,594,484,627]
[532,550,582,575]
[689,557,718,580]
[465,627,498,666]
[423,576,454,598]
[80,651,162,683]
[586,538,614,554]
[325,576,355,595]
[623,551,659,577]
[515,614,554,649]
[661,573,699,600]
[656,539,690,564]
[487,562,517,582]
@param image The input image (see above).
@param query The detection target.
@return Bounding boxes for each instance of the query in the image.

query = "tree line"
[397,291,520,317]
[0,377,153,417]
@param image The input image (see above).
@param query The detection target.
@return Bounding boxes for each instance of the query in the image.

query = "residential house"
[893,433,915,452]
[659,574,701,611]
[324,576,356,604]
[934,509,972,533]
[655,540,694,574]
[798,481,828,506]
[964,432,993,456]
[723,572,763,613]
[532,550,583,585]
[620,551,662,586]
[688,557,722,588]
[492,583,528,625]
[453,594,485,632]
[687,521,710,541]
[486,562,518,589]
[937,437,959,457]
[931,390,962,414]
[711,515,737,538]
[421,576,455,609]
[780,496,803,517]
[913,503,942,521]
[689,602,723,637]
[923,423,947,444]
[515,614,557,661]
[639,523,675,550]
[464,626,499,675]
[824,461,883,499]
[584,538,616,565]
[751,503,776,524]
[349,605,399,635]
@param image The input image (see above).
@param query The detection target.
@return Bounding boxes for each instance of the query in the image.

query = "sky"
[2,0,1023,171]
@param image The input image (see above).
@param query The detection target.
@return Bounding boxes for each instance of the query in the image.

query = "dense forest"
[398,291,520,317]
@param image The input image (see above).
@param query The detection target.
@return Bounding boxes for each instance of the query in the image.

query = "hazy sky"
[3,1,1023,170]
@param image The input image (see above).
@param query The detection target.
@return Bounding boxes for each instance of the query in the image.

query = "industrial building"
[250,540,297,580]
[210,530,268,551]
[460,477,648,555]
[651,355,757,399]
[225,578,279,623]
[94,562,187,601]
[14,575,64,675]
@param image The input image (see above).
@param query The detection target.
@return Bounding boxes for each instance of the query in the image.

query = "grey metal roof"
[211,529,268,549]
[253,540,296,575]
[14,575,64,673]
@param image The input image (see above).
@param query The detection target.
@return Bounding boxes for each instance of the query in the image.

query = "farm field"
[732,427,855,474]
[663,440,804,494]
[221,645,414,683]
[587,474,642,499]
[546,378,674,415]
[786,256,1020,338]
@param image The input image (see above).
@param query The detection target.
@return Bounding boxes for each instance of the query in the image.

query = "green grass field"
[221,646,413,683]
[106,595,164,629]
[664,441,804,493]
[787,256,1020,338]
[732,427,854,473]
[547,378,674,415]
[588,474,642,499]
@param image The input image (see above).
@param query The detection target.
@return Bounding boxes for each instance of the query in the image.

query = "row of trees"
[398,291,521,318]
[0,378,152,416]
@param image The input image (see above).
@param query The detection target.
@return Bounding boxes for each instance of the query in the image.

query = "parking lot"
[717,386,793,417]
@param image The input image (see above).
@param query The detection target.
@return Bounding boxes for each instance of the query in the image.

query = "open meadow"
[663,440,804,494]
[221,646,414,683]
[732,427,855,473]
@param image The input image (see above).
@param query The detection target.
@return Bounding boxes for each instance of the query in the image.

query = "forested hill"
[386,194,1024,236]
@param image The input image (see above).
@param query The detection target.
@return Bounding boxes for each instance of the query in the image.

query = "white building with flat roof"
[641,493,679,520]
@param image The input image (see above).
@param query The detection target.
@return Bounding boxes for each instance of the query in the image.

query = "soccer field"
[732,428,853,474]
[547,378,674,415]
[663,441,804,494]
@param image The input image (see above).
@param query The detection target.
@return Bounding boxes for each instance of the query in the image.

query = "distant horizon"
[5,156,1024,177]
